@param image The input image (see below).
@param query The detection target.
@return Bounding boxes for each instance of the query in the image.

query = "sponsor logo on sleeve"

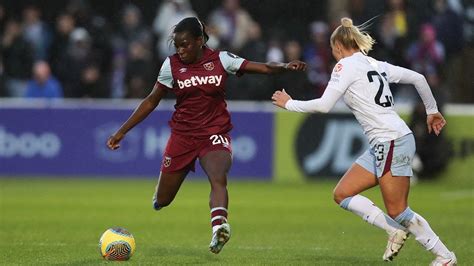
[334,63,343,72]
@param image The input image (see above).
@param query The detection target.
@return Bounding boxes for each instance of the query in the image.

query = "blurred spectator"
[208,0,255,52]
[239,22,266,63]
[303,21,332,97]
[64,0,113,72]
[65,0,92,27]
[109,4,152,99]
[0,4,6,34]
[1,19,34,97]
[348,0,370,25]
[110,51,127,98]
[398,23,445,103]
[464,0,474,44]
[50,13,77,76]
[55,27,105,97]
[0,57,5,97]
[406,23,445,77]
[125,41,155,98]
[432,0,464,57]
[115,4,152,51]
[25,61,63,98]
[228,21,271,100]
[276,40,314,100]
[153,0,197,60]
[266,38,284,63]
[378,0,417,65]
[21,5,52,60]
[80,64,108,98]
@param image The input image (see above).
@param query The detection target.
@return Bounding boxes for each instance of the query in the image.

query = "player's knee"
[333,188,346,204]
[386,206,405,219]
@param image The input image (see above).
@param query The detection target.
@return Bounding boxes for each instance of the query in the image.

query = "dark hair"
[173,17,209,43]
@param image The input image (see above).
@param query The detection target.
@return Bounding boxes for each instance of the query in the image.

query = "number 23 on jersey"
[367,71,393,108]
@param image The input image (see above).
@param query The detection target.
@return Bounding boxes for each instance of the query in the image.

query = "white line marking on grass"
[23,242,67,246]
[440,189,474,200]
[234,246,328,251]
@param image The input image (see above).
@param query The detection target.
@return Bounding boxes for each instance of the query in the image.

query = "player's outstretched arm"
[242,60,306,74]
[107,83,167,150]
[272,87,343,113]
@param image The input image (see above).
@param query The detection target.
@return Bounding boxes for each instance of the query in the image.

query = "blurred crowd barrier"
[1,99,473,181]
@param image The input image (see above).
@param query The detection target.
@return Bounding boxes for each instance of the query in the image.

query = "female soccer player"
[272,18,456,265]
[107,17,306,254]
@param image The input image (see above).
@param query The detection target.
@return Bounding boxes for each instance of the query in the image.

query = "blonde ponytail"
[330,17,376,55]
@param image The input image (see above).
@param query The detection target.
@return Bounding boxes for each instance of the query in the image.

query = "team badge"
[163,156,172,167]
[203,62,214,71]
[334,63,343,72]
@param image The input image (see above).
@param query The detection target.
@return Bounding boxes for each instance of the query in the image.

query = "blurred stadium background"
[1,0,473,264]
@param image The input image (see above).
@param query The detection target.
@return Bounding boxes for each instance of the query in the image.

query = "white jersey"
[286,52,438,145]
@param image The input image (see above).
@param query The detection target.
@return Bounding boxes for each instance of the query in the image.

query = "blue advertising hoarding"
[0,103,273,179]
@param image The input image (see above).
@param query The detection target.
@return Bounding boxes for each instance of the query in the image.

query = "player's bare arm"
[242,60,306,74]
[106,84,167,150]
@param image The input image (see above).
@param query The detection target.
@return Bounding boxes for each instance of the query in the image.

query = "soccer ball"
[98,227,136,261]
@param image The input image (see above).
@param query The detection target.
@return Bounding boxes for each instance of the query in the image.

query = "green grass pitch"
[1,177,472,265]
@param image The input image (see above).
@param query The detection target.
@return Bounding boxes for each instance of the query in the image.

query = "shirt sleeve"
[156,57,173,88]
[382,61,438,115]
[219,51,248,75]
[284,88,344,113]
[326,61,354,93]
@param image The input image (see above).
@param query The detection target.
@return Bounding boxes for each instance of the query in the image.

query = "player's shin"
[395,207,453,259]
[340,195,406,233]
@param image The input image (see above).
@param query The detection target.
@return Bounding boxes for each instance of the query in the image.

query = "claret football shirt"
[157,47,248,137]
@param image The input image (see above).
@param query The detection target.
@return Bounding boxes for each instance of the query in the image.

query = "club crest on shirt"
[163,156,171,167]
[203,62,214,71]
[334,63,343,72]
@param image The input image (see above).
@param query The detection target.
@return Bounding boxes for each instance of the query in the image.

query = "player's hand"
[286,60,306,71]
[272,89,292,109]
[427,112,446,136]
[107,132,125,150]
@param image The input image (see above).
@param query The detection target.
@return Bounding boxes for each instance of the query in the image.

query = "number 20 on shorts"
[210,135,229,146]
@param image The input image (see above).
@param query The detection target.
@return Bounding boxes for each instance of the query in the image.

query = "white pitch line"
[233,246,328,251]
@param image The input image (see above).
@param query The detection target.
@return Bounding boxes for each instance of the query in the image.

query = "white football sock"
[340,195,406,233]
[395,207,451,258]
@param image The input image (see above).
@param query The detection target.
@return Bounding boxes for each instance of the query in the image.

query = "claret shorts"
[160,133,232,173]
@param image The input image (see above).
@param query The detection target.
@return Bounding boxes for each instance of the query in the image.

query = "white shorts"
[356,134,416,178]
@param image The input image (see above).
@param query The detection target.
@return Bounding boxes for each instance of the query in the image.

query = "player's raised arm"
[242,60,306,74]
[106,83,167,150]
